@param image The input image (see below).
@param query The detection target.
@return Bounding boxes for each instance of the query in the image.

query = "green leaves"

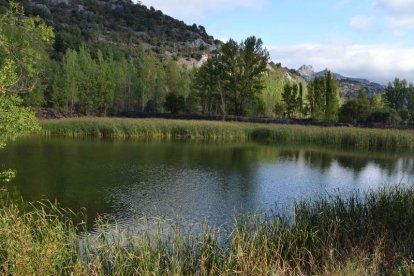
[0,95,40,139]
[0,95,40,184]
[0,3,46,183]
[194,36,269,117]
[0,170,16,183]
[282,83,300,118]
[0,1,54,95]
[308,71,340,122]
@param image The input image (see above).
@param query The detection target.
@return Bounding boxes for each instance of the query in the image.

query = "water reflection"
[0,137,413,228]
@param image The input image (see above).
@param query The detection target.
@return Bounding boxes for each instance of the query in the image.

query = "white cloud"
[140,0,266,20]
[269,42,414,84]
[376,0,414,13]
[375,0,414,30]
[350,15,373,31]
[388,16,414,29]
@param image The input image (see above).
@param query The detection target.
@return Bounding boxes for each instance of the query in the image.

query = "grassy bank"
[40,117,414,150]
[1,185,414,275]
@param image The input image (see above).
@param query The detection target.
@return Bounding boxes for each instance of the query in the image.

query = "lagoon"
[1,136,413,228]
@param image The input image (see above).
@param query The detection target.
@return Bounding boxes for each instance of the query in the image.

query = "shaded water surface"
[1,137,413,227]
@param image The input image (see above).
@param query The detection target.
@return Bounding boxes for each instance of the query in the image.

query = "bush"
[339,91,371,124]
[368,108,402,124]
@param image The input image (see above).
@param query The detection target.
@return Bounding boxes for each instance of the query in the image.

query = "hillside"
[297,65,385,98]
[15,0,220,61]
[260,63,308,117]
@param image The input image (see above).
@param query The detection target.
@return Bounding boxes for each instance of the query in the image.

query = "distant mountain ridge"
[297,65,385,98]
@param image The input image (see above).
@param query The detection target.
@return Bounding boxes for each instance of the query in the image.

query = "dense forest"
[1,1,414,125]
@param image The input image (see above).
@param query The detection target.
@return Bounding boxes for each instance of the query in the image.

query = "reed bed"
[40,117,414,150]
[1,185,414,275]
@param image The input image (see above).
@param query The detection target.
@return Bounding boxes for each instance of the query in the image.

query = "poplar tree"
[308,76,325,120]
[282,83,299,118]
[307,70,339,122]
[194,58,222,115]
[324,70,340,122]
[298,82,304,115]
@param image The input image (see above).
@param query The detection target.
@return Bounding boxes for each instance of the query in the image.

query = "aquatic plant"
[40,118,414,150]
[1,185,414,275]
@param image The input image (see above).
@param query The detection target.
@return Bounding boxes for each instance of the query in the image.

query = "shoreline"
[39,117,414,150]
[1,184,414,275]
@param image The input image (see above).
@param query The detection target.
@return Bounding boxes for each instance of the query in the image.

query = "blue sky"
[141,0,414,84]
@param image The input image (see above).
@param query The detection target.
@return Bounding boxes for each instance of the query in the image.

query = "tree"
[223,37,269,116]
[339,91,371,123]
[384,78,408,113]
[0,2,54,94]
[371,93,384,109]
[273,102,286,118]
[112,57,135,114]
[51,49,80,113]
[298,82,304,115]
[0,3,53,182]
[307,76,325,120]
[282,83,299,118]
[195,36,269,117]
[136,52,158,112]
[94,50,116,114]
[356,90,371,120]
[307,70,340,122]
[193,57,222,115]
[324,70,340,122]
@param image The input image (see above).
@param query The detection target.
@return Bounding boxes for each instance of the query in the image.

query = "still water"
[1,137,413,227]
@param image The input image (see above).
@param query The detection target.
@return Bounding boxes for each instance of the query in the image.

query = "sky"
[140,0,414,84]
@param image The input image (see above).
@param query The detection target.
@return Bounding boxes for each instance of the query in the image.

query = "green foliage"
[382,78,414,122]
[308,71,340,122]
[0,2,53,94]
[50,46,194,115]
[193,57,222,115]
[324,70,340,122]
[339,91,371,123]
[261,68,308,118]
[308,76,326,120]
[51,49,79,112]
[0,96,40,139]
[261,70,285,117]
[0,3,47,183]
[384,78,408,113]
[0,96,40,182]
[371,93,384,109]
[368,108,402,125]
[282,83,299,118]
[135,52,159,112]
[273,102,286,118]
[223,37,269,116]
[194,36,269,117]
[0,169,16,183]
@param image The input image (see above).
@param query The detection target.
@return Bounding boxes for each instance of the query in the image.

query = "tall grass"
[1,185,414,275]
[40,118,414,150]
